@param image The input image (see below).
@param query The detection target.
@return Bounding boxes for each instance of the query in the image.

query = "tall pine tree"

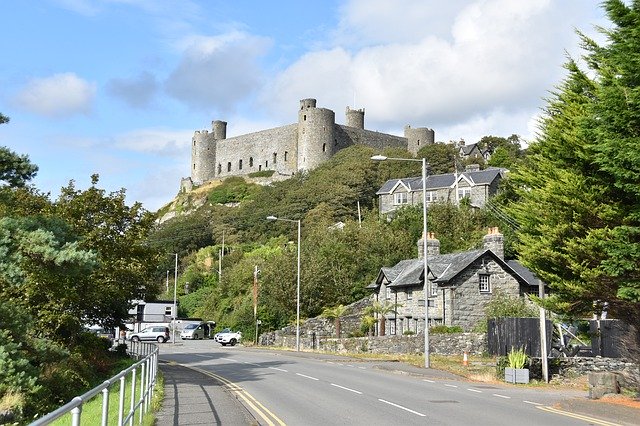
[507,0,640,330]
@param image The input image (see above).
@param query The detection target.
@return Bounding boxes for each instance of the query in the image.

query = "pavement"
[156,349,639,426]
[155,361,258,426]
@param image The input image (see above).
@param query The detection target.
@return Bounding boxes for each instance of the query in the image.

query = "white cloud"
[260,0,597,140]
[14,73,96,118]
[165,32,272,112]
[113,127,193,157]
[106,72,159,108]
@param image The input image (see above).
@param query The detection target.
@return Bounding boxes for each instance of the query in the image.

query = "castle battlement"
[188,98,433,185]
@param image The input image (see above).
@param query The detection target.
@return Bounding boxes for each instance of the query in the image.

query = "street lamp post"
[372,154,430,368]
[266,215,301,352]
[173,253,178,345]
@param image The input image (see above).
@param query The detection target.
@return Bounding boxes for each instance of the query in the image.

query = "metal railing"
[30,341,159,426]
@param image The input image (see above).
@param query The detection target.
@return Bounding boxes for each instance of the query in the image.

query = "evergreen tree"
[506,0,640,329]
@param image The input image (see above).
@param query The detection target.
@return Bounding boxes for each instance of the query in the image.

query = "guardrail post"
[118,375,126,426]
[138,361,146,424]
[129,366,136,426]
[71,403,81,426]
[101,386,110,426]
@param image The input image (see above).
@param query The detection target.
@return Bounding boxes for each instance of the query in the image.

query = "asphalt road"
[158,341,623,426]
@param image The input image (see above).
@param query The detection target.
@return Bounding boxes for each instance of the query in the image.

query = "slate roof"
[459,143,484,156]
[376,167,506,195]
[369,249,541,291]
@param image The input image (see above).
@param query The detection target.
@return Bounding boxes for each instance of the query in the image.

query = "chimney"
[483,227,504,259]
[418,232,440,258]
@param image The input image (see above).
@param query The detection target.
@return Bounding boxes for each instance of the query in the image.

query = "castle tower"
[212,120,227,140]
[297,98,336,171]
[191,130,216,184]
[346,106,365,129]
[404,125,435,155]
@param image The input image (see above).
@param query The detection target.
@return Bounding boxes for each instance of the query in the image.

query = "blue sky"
[0,0,606,211]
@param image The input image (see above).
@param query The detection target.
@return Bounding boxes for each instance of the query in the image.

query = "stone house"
[458,141,490,161]
[376,165,506,216]
[367,228,541,333]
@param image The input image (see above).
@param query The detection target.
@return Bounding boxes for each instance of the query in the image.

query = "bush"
[429,325,463,334]
[507,347,528,369]
[403,330,415,335]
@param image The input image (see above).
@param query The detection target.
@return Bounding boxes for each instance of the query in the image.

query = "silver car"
[129,326,170,343]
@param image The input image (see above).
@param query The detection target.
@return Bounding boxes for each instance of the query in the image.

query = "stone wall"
[261,330,487,356]
[530,357,640,389]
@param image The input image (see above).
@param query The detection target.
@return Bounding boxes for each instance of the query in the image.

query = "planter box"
[505,367,529,384]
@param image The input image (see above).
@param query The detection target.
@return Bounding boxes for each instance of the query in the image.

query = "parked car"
[214,328,242,346]
[130,326,170,343]
[181,323,206,340]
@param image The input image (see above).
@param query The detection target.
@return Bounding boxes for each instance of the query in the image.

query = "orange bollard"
[463,351,469,366]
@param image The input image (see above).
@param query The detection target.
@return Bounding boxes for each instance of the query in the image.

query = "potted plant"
[504,346,529,384]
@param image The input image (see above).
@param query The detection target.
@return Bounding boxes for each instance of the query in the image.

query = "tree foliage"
[505,0,640,330]
[0,146,39,188]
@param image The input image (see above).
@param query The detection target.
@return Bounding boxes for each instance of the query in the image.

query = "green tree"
[368,301,398,336]
[0,147,39,188]
[320,304,348,337]
[416,142,458,175]
[506,0,640,330]
[50,175,161,330]
[0,113,8,124]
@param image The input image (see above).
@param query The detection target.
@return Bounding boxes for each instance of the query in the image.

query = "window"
[458,188,471,199]
[322,143,326,152]
[165,306,172,315]
[407,289,413,300]
[427,299,435,307]
[426,191,436,203]
[227,162,231,172]
[239,159,243,170]
[284,151,288,161]
[394,192,408,205]
[479,274,491,293]
[193,141,196,147]
[389,321,396,335]
[266,160,269,168]
[385,286,391,300]
[273,153,277,164]
[430,283,438,296]
[217,164,221,174]
[193,163,196,170]
[304,114,307,121]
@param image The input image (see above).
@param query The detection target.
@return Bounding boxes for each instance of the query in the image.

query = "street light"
[372,154,431,368]
[266,215,301,352]
[173,253,178,345]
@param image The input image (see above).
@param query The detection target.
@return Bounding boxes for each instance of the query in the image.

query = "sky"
[0,0,608,211]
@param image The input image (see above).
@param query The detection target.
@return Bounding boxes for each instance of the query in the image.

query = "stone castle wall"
[214,124,298,179]
[189,98,431,185]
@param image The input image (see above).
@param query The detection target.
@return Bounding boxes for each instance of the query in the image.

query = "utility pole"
[253,265,259,345]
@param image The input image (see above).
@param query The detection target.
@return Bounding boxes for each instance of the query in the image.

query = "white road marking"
[347,365,354,367]
[467,388,482,393]
[444,384,458,388]
[423,379,435,383]
[330,383,363,394]
[296,373,319,381]
[523,400,542,406]
[378,399,426,417]
[269,367,288,372]
[358,366,366,370]
[492,394,511,399]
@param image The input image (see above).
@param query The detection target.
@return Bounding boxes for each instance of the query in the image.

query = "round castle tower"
[346,106,365,129]
[191,120,227,183]
[404,125,435,155]
[297,98,336,171]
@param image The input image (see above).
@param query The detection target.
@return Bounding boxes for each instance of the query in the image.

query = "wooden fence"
[487,317,552,357]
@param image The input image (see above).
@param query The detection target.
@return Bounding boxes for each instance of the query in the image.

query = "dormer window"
[394,192,408,205]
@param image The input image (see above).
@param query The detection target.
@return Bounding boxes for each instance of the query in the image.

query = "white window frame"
[165,306,172,315]
[394,192,408,205]
[425,191,436,203]
[385,286,391,300]
[479,274,491,293]
[458,187,471,199]
[430,283,438,297]
[407,289,413,301]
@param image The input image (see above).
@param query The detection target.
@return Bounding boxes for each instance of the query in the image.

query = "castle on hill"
[185,98,435,187]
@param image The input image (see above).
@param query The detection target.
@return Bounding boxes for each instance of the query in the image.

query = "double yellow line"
[537,405,621,426]
[188,365,286,426]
